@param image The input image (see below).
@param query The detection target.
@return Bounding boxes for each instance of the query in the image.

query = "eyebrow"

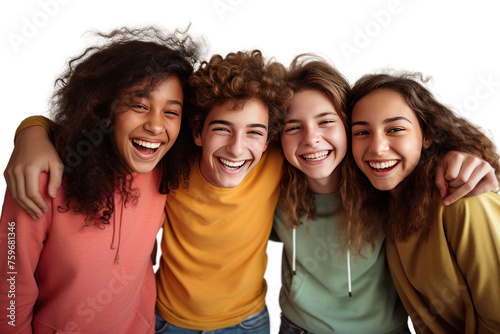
[208,120,268,130]
[351,116,412,127]
[285,111,337,124]
[166,100,183,108]
[128,90,183,108]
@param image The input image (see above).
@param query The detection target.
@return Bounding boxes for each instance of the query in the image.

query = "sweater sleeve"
[269,210,282,242]
[14,116,53,141]
[0,174,52,333]
[443,192,500,332]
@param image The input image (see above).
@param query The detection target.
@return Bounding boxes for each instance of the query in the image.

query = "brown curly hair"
[50,26,202,226]
[341,72,500,250]
[189,50,293,142]
[278,54,351,229]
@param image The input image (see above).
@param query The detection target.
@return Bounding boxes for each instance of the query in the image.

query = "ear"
[263,139,269,152]
[193,130,202,147]
[423,135,433,149]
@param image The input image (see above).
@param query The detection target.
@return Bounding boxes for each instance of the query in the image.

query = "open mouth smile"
[367,160,399,172]
[132,139,163,155]
[219,157,247,170]
[301,150,330,162]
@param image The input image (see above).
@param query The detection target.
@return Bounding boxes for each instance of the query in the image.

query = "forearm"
[14,116,53,143]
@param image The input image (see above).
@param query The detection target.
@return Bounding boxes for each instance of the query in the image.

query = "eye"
[388,127,404,133]
[213,127,230,133]
[284,125,300,133]
[129,104,148,113]
[248,130,264,136]
[164,110,180,117]
[319,120,335,125]
[353,129,369,136]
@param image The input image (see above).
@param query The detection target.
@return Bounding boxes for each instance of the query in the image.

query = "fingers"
[47,161,64,198]
[3,162,18,200]
[25,166,49,213]
[443,182,475,206]
[442,161,498,205]
[442,154,471,184]
[445,156,481,189]
[434,164,448,199]
[3,124,61,219]
[462,168,499,197]
[4,165,45,220]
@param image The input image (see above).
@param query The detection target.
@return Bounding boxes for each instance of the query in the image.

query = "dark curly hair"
[50,26,202,226]
[278,54,351,230]
[189,50,293,142]
[341,72,500,250]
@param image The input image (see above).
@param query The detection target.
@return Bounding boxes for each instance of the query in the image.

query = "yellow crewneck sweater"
[156,145,283,330]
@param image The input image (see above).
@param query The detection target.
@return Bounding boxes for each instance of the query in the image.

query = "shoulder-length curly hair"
[342,72,500,249]
[50,26,202,227]
[278,54,351,230]
[189,50,293,142]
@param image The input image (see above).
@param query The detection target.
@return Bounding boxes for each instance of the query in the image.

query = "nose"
[144,111,165,136]
[302,126,321,146]
[226,132,245,157]
[369,133,389,155]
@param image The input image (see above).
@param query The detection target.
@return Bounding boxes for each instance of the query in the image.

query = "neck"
[389,180,405,199]
[306,168,340,194]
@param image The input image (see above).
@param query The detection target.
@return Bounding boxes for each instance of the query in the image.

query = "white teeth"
[369,160,398,169]
[219,158,245,169]
[133,139,161,149]
[302,151,329,161]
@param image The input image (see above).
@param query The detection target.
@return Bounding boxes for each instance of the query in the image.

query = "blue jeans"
[155,307,270,334]
[279,313,412,334]
[278,314,315,334]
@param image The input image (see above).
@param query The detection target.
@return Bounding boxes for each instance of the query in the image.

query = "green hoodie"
[273,192,408,334]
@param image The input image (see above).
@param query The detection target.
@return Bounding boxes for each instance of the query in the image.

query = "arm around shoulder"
[436,151,499,206]
[14,115,53,142]
[4,116,62,220]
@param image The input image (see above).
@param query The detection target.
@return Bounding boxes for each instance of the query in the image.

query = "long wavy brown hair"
[189,50,293,142]
[279,55,351,229]
[50,26,201,226]
[342,72,500,249]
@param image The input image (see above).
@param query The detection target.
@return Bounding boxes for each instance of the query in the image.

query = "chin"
[130,163,157,174]
[221,180,243,188]
[374,183,397,192]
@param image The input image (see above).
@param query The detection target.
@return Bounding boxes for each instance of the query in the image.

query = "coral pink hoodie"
[0,169,166,333]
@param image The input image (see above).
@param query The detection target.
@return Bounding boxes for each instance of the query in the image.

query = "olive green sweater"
[387,191,500,333]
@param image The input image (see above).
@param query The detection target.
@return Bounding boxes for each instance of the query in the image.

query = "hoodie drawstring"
[347,249,352,297]
[110,201,124,264]
[292,227,297,275]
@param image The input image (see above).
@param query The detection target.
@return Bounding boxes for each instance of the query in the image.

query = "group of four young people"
[1,26,499,333]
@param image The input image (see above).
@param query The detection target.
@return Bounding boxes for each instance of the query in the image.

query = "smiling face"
[113,76,183,174]
[194,98,269,188]
[351,89,431,195]
[281,89,347,193]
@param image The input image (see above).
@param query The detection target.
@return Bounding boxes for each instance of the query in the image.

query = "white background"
[1,1,499,332]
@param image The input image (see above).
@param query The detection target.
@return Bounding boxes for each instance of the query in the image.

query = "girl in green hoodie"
[273,55,410,334]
